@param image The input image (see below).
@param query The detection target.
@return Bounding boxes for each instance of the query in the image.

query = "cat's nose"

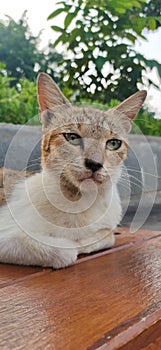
[85,158,103,173]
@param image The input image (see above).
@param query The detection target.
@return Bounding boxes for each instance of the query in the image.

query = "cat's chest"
[26,174,120,235]
[43,201,106,228]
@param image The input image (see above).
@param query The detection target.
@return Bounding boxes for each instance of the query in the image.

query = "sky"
[1,0,161,117]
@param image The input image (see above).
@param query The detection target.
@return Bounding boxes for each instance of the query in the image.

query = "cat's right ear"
[37,73,70,123]
[111,90,147,121]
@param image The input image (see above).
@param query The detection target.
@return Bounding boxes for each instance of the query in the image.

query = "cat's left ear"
[37,72,70,113]
[111,90,147,120]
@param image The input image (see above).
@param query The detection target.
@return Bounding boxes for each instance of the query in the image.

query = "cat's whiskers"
[120,171,148,191]
[119,177,143,191]
[124,166,160,179]
[121,170,143,185]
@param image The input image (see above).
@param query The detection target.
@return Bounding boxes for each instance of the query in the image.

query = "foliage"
[132,109,161,136]
[48,0,161,103]
[0,63,39,124]
[0,12,63,85]
[1,62,161,135]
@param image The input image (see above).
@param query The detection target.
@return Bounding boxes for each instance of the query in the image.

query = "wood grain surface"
[1,228,161,350]
[119,320,161,350]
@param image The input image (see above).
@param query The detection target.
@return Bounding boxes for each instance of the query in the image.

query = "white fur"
[0,169,121,268]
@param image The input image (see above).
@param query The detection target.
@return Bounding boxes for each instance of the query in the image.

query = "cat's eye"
[63,133,83,147]
[106,139,122,151]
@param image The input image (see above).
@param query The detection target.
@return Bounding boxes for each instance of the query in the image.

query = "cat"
[0,73,147,269]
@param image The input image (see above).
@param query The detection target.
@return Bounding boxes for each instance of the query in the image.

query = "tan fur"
[0,73,147,268]
[40,105,131,196]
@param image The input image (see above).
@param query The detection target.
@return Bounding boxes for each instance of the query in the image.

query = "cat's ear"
[37,72,70,113]
[111,90,147,120]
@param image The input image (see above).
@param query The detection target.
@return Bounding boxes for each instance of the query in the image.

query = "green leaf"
[47,8,65,20]
[131,17,147,35]
[147,60,161,78]
[148,17,156,30]
[148,78,159,89]
[95,56,106,71]
[69,28,80,43]
[146,59,157,69]
[64,11,77,28]
[51,25,63,32]
[126,32,137,43]
[53,33,67,47]
[53,36,62,48]
[156,63,161,78]
[155,16,161,24]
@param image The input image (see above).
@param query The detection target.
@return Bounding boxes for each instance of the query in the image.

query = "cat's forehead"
[71,106,110,136]
[45,105,130,138]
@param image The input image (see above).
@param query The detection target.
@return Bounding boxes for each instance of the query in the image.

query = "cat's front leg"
[78,229,115,254]
[0,232,78,269]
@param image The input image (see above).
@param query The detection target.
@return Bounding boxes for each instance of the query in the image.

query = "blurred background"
[0,0,161,134]
[0,0,161,230]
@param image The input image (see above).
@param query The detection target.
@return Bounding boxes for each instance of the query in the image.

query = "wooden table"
[1,227,161,350]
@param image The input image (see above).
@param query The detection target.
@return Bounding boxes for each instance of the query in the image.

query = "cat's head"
[37,73,146,191]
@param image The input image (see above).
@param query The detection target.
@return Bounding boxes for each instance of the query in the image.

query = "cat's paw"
[52,248,78,269]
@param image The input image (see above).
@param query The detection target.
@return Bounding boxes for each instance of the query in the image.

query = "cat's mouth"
[80,174,104,184]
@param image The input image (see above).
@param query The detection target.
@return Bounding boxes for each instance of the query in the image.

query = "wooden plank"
[119,320,161,350]
[1,234,161,350]
[0,264,44,288]
[115,227,161,246]
[90,302,161,350]
[78,228,161,264]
